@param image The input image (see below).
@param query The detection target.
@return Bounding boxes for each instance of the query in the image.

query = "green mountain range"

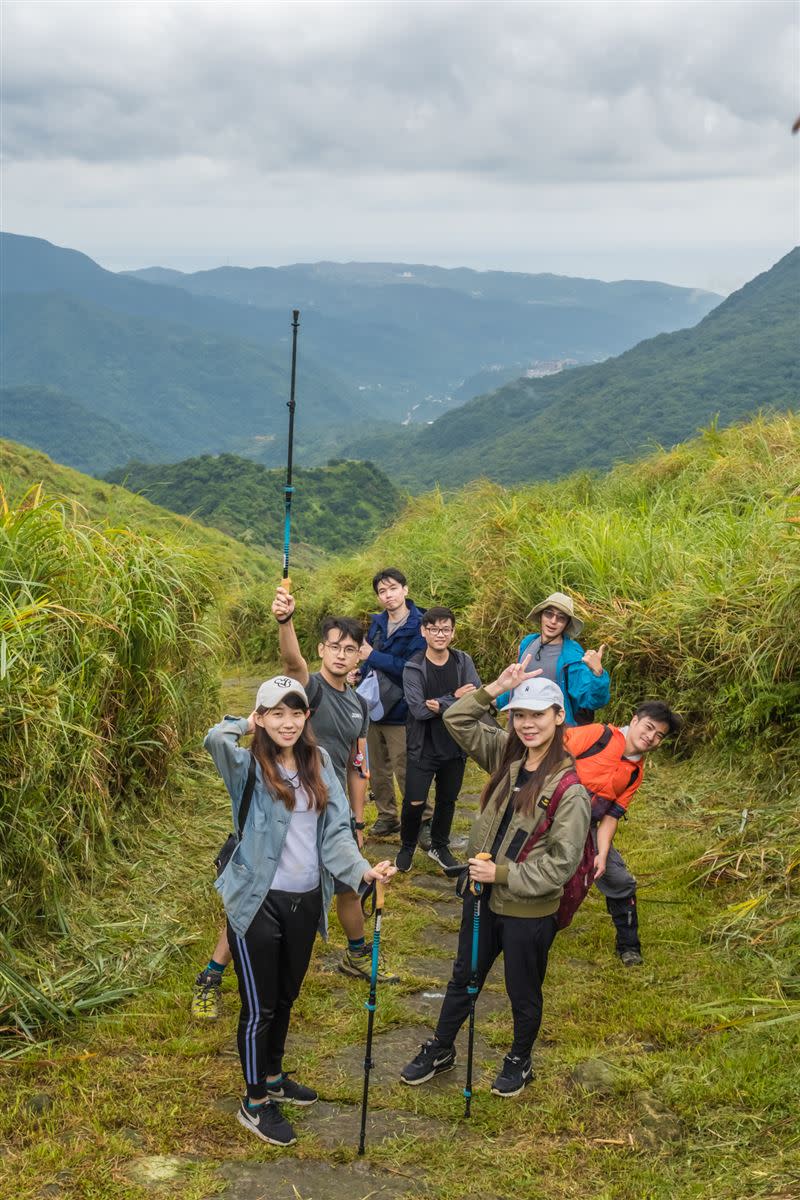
[0,233,721,476]
[354,248,799,489]
[105,454,402,555]
[129,258,721,421]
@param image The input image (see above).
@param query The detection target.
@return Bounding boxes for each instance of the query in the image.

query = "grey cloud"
[2,0,796,183]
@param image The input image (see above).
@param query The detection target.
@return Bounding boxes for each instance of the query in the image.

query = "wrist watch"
[354,821,366,831]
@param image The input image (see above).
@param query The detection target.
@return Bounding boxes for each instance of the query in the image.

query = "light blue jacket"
[205,717,372,938]
[496,634,610,726]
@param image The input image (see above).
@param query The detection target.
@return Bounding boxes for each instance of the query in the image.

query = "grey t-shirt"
[530,639,561,684]
[305,673,369,789]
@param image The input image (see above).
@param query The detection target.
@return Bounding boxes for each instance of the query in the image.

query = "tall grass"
[0,487,222,947]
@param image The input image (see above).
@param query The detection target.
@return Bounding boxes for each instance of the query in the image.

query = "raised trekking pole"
[281,309,300,593]
[464,851,492,1118]
[358,878,385,1155]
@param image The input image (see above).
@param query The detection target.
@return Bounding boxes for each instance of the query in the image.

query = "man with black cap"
[496,591,610,727]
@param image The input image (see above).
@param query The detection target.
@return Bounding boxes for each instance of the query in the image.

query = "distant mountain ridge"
[350,248,799,489]
[1,232,722,477]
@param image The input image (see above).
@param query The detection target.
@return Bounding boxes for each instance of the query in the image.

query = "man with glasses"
[566,700,682,966]
[190,591,399,1018]
[269,587,400,982]
[396,607,481,873]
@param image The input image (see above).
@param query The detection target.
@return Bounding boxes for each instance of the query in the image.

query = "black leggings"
[228,886,321,1099]
[435,887,558,1059]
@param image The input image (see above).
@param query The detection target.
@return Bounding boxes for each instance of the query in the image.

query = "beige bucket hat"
[526,591,584,638]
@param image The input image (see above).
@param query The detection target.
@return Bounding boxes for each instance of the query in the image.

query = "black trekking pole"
[358,878,385,1155]
[281,309,300,593]
[464,851,491,1118]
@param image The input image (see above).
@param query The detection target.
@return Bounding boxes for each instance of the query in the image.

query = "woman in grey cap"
[205,675,395,1148]
[496,591,610,726]
[400,657,590,1099]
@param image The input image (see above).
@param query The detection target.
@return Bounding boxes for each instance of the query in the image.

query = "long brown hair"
[479,709,571,818]
[251,695,328,812]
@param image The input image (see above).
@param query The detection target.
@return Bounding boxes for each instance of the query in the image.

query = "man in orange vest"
[566,700,682,965]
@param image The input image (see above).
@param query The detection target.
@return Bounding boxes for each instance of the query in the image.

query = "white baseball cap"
[508,677,565,713]
[255,675,309,710]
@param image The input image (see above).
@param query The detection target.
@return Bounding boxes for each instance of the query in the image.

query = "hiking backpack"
[514,769,595,929]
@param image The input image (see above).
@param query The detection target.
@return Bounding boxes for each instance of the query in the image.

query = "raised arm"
[271,587,310,686]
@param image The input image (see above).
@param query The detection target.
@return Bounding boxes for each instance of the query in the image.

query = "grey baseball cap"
[508,677,565,713]
[255,675,309,710]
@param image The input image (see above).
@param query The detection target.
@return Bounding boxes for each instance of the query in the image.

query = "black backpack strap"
[575,725,613,759]
[237,752,257,839]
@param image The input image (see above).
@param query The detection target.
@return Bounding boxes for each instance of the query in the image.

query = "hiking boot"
[491,1053,532,1097]
[619,948,643,967]
[428,845,460,871]
[418,819,433,851]
[371,816,401,837]
[339,942,400,984]
[237,1099,296,1146]
[190,969,222,1020]
[265,1073,318,1106]
[395,844,415,872]
[400,1038,456,1085]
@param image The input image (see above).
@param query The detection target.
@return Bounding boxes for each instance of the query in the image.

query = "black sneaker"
[491,1054,532,1097]
[395,845,415,872]
[237,1099,297,1145]
[418,819,433,851]
[265,1073,318,1106]
[428,845,460,871]
[400,1039,456,1085]
[618,948,644,966]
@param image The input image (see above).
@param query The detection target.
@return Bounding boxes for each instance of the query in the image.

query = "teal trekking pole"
[358,878,385,1154]
[464,852,491,1117]
[281,309,300,594]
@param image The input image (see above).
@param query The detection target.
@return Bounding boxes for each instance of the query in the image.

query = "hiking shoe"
[265,1073,318,1106]
[418,819,433,851]
[371,816,401,837]
[491,1054,532,1097]
[428,845,460,871]
[339,943,400,984]
[400,1039,456,1085]
[237,1099,296,1146]
[190,969,222,1020]
[619,948,644,967]
[395,845,415,872]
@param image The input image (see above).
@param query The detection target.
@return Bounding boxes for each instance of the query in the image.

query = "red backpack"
[515,769,594,929]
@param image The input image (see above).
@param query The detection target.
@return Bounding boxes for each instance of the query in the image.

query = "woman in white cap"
[496,591,610,725]
[400,657,590,1099]
[205,676,395,1147]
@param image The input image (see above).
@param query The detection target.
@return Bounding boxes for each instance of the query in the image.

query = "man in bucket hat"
[496,591,610,727]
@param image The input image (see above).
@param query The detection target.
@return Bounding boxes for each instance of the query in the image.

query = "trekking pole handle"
[374,878,385,908]
[470,852,492,896]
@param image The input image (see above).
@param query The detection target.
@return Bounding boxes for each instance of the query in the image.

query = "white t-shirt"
[271,771,321,894]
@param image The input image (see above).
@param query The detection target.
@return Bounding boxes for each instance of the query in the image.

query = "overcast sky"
[2,0,798,293]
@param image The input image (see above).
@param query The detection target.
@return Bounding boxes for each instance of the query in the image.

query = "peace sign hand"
[582,644,607,677]
[486,654,543,699]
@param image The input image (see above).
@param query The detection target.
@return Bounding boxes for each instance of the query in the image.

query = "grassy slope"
[104,453,403,555]
[358,248,799,489]
[0,439,281,582]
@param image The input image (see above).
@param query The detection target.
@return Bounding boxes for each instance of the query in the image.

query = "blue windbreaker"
[496,633,610,726]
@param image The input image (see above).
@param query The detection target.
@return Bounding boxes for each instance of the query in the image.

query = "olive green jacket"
[444,688,591,918]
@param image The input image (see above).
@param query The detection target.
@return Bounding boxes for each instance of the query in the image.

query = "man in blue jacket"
[359,567,426,836]
[496,591,610,725]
